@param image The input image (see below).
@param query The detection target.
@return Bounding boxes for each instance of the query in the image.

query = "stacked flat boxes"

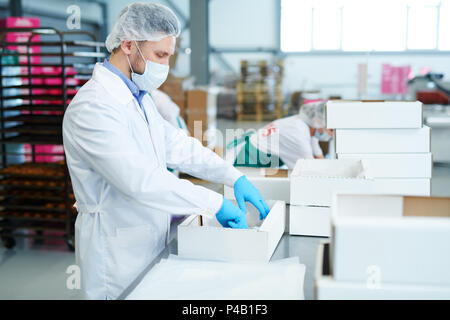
[327,100,432,196]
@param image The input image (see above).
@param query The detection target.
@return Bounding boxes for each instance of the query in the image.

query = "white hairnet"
[298,101,326,129]
[105,2,181,53]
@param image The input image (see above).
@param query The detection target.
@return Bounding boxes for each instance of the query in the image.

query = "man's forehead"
[147,36,176,54]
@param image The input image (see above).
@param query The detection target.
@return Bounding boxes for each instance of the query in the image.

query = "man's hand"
[215,197,248,229]
[234,175,270,220]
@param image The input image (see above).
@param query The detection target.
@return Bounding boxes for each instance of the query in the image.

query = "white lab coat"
[62,63,242,300]
[242,115,323,169]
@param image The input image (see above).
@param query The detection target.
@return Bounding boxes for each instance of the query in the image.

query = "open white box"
[325,100,423,129]
[335,126,431,154]
[289,205,331,237]
[337,153,433,178]
[331,194,450,286]
[290,159,374,206]
[178,200,285,262]
[314,242,450,300]
[224,167,291,203]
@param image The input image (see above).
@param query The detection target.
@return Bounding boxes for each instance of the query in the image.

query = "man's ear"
[120,40,133,55]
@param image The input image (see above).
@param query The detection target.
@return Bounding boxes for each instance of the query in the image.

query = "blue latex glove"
[215,197,248,229]
[234,175,270,220]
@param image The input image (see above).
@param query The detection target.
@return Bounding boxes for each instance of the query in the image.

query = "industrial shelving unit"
[0,27,106,251]
[236,60,284,121]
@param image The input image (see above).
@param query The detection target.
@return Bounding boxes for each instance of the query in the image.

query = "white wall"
[209,0,278,48]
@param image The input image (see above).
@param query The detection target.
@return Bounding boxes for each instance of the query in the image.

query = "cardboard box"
[335,126,431,154]
[289,205,331,237]
[315,242,450,300]
[331,194,450,286]
[224,167,291,203]
[337,153,432,178]
[290,159,374,206]
[185,88,218,146]
[372,178,431,196]
[178,200,286,262]
[325,100,423,129]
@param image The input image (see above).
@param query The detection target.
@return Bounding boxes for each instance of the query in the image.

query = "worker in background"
[62,2,269,300]
[150,89,189,134]
[227,101,333,169]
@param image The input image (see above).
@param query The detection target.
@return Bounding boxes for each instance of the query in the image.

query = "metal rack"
[0,27,106,250]
[236,60,285,121]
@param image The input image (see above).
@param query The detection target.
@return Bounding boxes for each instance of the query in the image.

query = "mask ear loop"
[134,40,146,62]
[126,54,134,74]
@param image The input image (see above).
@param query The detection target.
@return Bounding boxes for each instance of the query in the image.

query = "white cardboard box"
[314,242,450,300]
[178,200,285,262]
[337,153,433,178]
[331,194,450,286]
[326,100,423,129]
[290,159,374,206]
[372,178,431,196]
[335,126,431,154]
[289,205,331,237]
[224,167,291,203]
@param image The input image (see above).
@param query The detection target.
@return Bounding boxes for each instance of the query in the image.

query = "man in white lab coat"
[62,2,269,300]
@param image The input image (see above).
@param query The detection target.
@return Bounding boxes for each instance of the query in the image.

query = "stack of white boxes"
[314,194,450,299]
[289,159,373,237]
[313,100,442,299]
[328,100,432,196]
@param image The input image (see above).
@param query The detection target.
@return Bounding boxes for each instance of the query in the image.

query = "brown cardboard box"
[185,89,217,146]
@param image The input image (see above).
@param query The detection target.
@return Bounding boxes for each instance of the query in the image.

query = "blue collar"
[103,58,147,107]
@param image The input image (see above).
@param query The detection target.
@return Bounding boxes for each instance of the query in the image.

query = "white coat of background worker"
[62,2,269,300]
[150,89,189,134]
[227,101,333,169]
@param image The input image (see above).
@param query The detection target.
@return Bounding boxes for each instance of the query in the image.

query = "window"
[312,4,341,50]
[280,1,312,51]
[407,3,438,49]
[438,1,450,49]
[342,1,406,51]
[281,0,450,52]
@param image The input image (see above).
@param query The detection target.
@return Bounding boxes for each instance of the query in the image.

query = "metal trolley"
[0,26,106,251]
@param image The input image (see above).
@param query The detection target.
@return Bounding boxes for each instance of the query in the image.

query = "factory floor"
[0,119,449,299]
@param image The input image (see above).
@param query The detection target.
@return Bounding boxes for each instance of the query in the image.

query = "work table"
[118,215,325,300]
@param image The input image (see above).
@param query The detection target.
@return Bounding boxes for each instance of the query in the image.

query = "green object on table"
[228,131,284,168]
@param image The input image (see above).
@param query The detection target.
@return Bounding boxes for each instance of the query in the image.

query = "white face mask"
[126,41,169,92]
